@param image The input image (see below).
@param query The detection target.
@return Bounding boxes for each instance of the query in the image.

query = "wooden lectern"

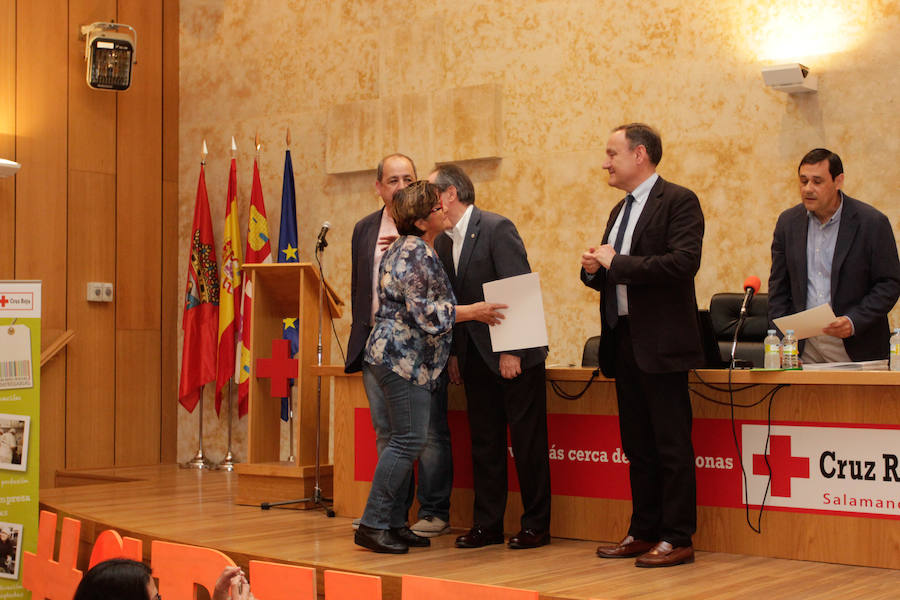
[234,263,343,508]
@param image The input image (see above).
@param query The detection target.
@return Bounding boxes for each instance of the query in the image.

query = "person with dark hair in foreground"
[73,560,254,600]
[355,181,507,554]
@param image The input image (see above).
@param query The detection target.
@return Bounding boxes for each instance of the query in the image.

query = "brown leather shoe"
[455,527,505,548]
[634,541,694,567]
[596,536,655,558]
[508,529,550,549]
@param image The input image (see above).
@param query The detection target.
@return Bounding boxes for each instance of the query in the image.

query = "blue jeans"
[362,364,452,522]
[361,364,432,529]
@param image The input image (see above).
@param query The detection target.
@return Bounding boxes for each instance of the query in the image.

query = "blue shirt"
[607,173,658,315]
[364,236,457,389]
[806,197,843,311]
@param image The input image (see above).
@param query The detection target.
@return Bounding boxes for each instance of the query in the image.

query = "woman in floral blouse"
[354,180,506,554]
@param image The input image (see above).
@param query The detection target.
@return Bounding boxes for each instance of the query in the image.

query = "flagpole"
[285,126,296,464]
[182,384,213,469]
[216,379,238,471]
[181,140,215,470]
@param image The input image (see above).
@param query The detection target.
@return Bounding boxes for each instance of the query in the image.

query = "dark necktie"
[605,194,635,329]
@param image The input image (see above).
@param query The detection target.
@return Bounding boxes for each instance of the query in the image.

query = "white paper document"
[482,272,549,352]
[772,303,836,340]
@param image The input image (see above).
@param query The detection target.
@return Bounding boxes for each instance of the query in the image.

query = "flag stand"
[216,380,238,471]
[182,385,213,469]
[288,399,295,463]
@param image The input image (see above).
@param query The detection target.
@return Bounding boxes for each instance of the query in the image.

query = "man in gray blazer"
[768,148,900,362]
[431,163,551,550]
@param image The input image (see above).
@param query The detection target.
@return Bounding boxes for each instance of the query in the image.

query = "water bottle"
[781,329,799,369]
[891,328,900,371]
[764,329,781,369]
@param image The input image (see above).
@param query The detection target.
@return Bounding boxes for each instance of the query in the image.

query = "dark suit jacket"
[345,208,383,373]
[768,194,900,361]
[435,206,548,377]
[581,177,705,377]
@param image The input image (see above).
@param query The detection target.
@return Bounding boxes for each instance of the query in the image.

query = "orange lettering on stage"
[89,529,143,568]
[250,560,316,600]
[151,540,233,599]
[22,510,84,600]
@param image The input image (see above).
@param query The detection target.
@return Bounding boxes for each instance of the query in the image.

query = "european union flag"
[277,149,299,263]
[281,317,300,421]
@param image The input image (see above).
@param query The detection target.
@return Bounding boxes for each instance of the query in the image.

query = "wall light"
[0,158,20,178]
[762,63,817,94]
[79,22,137,91]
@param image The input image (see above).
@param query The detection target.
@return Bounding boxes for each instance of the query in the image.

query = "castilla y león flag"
[179,163,220,412]
[235,157,271,416]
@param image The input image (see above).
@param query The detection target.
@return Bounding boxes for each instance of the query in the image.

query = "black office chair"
[707,292,769,367]
[582,335,602,367]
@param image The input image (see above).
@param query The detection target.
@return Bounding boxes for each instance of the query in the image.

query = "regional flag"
[277,149,299,263]
[214,157,243,414]
[235,158,272,415]
[281,317,299,421]
[179,164,220,412]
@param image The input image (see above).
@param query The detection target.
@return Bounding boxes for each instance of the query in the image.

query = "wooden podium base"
[234,462,334,509]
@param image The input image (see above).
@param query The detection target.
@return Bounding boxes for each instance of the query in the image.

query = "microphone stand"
[259,237,334,517]
[729,289,754,369]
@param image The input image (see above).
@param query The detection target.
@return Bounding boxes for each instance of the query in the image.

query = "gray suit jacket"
[768,193,900,361]
[435,206,548,376]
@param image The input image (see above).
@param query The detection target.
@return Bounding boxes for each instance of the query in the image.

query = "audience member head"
[73,558,155,600]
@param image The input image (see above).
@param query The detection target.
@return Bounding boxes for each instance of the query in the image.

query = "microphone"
[316,221,331,251]
[739,276,761,318]
[730,276,761,369]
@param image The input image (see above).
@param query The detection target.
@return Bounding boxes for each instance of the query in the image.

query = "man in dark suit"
[768,148,900,363]
[430,163,552,550]
[581,123,704,567]
[346,153,453,538]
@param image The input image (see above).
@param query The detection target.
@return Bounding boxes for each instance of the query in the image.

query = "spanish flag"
[235,158,271,415]
[214,157,243,414]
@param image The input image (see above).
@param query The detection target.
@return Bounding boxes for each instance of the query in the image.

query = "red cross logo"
[255,339,299,398]
[753,435,809,497]
[0,295,8,307]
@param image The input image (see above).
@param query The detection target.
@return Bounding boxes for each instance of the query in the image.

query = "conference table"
[313,365,900,569]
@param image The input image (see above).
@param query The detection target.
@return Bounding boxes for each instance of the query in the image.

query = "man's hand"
[581,244,617,272]
[499,353,521,379]
[448,355,462,385]
[378,234,398,250]
[823,316,853,339]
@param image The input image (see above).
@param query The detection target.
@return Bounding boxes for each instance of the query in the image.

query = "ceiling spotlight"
[80,22,137,91]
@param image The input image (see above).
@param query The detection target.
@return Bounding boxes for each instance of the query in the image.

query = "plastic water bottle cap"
[767,329,775,335]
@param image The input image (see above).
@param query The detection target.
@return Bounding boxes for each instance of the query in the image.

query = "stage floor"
[40,464,899,600]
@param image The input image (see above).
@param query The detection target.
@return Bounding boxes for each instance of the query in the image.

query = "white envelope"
[772,303,836,340]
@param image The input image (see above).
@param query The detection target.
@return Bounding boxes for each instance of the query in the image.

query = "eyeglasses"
[430,203,443,214]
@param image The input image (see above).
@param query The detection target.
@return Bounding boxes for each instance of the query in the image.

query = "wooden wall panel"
[116,0,162,330]
[160,0,179,463]
[161,180,178,461]
[0,0,14,279]
[17,0,69,489]
[116,330,161,465]
[66,171,116,469]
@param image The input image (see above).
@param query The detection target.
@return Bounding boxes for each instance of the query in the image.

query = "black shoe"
[508,528,550,549]
[391,526,431,547]
[355,524,408,554]
[455,527,505,548]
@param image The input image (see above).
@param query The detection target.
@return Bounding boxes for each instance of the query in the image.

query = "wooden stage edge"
[40,465,899,600]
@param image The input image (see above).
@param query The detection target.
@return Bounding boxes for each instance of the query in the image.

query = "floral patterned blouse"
[364,235,457,390]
